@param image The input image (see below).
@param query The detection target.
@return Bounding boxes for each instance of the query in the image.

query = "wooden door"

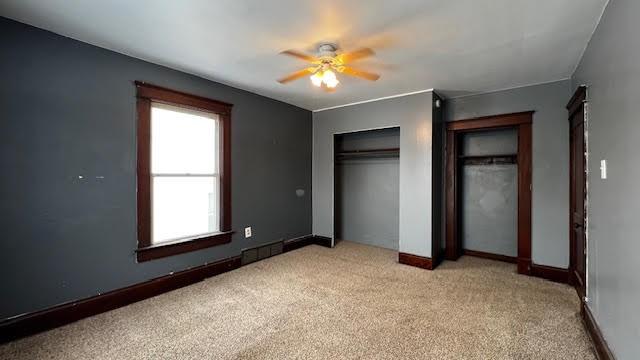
[568,87,587,298]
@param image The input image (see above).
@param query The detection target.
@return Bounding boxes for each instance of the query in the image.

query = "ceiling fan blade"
[337,47,375,64]
[340,66,380,81]
[277,67,315,84]
[280,50,318,63]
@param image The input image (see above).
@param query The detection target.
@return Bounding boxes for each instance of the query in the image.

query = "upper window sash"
[150,102,220,176]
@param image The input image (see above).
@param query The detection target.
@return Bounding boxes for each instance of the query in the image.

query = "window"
[136,82,232,262]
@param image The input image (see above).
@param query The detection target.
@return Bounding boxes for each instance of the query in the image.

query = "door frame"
[445,111,533,275]
[567,86,587,298]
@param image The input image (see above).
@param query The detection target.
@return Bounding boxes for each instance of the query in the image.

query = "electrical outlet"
[244,227,252,238]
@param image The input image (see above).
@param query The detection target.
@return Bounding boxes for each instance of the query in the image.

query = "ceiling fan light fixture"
[325,80,339,88]
[310,69,340,88]
[322,69,337,83]
[310,72,323,87]
[280,44,378,90]
[325,77,339,88]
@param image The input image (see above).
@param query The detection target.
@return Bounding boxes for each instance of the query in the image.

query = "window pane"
[151,103,218,174]
[152,176,219,244]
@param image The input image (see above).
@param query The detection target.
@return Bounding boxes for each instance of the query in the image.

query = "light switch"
[600,160,607,179]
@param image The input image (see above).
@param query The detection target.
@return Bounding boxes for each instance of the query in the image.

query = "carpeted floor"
[0,241,595,359]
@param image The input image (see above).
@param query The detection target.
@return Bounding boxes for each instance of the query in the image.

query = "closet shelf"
[458,153,517,159]
[459,154,517,165]
[335,148,400,158]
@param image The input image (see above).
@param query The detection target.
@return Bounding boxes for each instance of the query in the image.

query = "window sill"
[136,231,234,262]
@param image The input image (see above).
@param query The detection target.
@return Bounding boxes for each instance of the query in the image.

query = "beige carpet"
[0,241,595,359]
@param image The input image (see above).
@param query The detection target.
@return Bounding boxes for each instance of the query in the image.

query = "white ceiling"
[0,0,608,111]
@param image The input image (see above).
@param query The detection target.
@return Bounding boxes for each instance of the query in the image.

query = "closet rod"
[335,148,399,158]
[459,154,517,165]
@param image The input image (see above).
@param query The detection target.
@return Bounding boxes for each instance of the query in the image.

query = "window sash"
[150,102,220,175]
[151,174,220,245]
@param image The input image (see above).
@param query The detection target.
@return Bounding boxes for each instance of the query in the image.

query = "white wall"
[313,92,434,257]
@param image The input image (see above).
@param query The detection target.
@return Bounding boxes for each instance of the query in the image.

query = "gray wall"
[572,0,639,358]
[0,17,312,319]
[460,130,518,257]
[446,79,572,268]
[334,128,400,250]
[313,92,435,257]
[461,129,518,156]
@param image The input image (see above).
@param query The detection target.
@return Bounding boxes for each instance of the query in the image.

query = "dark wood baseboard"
[462,249,517,264]
[282,235,333,252]
[530,263,569,284]
[0,256,241,343]
[398,252,433,270]
[282,235,315,252]
[313,235,333,248]
[581,302,615,360]
[517,258,532,275]
[461,252,568,284]
[1,234,333,344]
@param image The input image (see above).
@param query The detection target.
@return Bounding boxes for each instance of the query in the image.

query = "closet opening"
[333,127,400,251]
[459,128,519,263]
[445,112,533,275]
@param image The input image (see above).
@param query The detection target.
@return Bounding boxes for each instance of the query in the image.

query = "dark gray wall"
[572,1,639,358]
[460,130,518,257]
[446,79,571,268]
[0,17,312,319]
[334,128,400,250]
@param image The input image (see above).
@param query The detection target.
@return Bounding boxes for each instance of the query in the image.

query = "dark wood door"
[568,87,587,298]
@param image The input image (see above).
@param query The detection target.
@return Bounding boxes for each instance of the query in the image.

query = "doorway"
[567,86,587,299]
[445,112,533,275]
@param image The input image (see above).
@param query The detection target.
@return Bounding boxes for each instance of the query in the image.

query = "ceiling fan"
[277,43,380,92]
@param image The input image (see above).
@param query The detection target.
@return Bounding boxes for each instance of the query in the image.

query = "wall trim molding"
[446,78,571,100]
[398,252,433,270]
[312,89,434,112]
[581,302,615,360]
[530,263,569,283]
[0,234,330,343]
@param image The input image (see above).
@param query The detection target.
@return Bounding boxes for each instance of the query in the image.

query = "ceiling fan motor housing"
[318,43,338,60]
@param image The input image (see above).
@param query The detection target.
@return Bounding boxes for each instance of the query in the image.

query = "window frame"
[135,81,233,262]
